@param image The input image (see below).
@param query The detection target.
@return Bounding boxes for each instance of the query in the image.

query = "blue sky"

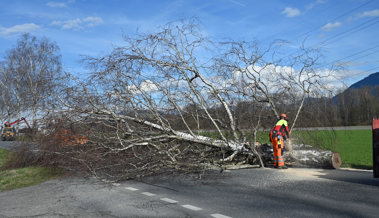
[0,0,378,87]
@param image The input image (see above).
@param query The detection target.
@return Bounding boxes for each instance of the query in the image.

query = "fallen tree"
[37,19,338,180]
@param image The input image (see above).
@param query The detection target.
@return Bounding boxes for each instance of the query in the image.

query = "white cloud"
[227,0,246,7]
[83,17,104,27]
[51,17,104,30]
[227,64,340,97]
[358,9,379,18]
[46,0,76,8]
[306,0,325,11]
[126,80,159,95]
[282,7,301,17]
[46,2,67,8]
[321,22,342,31]
[51,19,81,30]
[139,80,158,93]
[0,23,40,36]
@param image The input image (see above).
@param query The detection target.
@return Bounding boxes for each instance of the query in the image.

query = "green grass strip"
[0,167,62,192]
[0,148,11,166]
[0,148,62,192]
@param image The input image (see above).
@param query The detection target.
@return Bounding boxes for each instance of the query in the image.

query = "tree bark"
[286,144,342,169]
[257,142,342,169]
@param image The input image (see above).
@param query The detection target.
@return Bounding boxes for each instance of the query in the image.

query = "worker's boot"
[278,165,288,169]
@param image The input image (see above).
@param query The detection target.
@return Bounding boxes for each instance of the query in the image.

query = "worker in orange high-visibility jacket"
[269,113,290,169]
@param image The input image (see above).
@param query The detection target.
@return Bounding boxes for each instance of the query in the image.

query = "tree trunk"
[286,144,342,169]
[257,142,342,169]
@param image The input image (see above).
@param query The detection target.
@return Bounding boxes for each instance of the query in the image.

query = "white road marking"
[122,185,230,218]
[112,183,121,186]
[141,192,156,196]
[181,204,202,211]
[125,187,139,191]
[160,198,178,203]
[211,213,232,218]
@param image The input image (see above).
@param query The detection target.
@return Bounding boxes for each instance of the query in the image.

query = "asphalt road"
[0,141,23,151]
[1,141,379,217]
[1,166,378,217]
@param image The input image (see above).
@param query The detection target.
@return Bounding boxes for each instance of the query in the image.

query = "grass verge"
[334,129,372,169]
[0,148,62,192]
[0,148,10,167]
[276,129,372,169]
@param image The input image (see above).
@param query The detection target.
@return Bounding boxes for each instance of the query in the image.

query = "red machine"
[373,119,379,178]
[4,117,31,128]
[1,117,31,141]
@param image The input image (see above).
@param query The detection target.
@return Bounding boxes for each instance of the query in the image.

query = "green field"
[0,148,62,192]
[314,129,372,169]
[271,129,372,169]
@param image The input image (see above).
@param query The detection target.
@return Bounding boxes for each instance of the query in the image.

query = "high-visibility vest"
[271,119,289,140]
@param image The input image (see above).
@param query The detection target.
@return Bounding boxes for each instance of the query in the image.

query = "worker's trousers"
[271,136,285,167]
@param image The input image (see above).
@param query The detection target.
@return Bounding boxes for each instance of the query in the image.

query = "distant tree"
[358,86,379,123]
[334,85,379,126]
[0,33,63,128]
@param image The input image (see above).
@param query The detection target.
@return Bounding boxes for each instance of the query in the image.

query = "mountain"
[332,72,379,103]
[348,72,379,89]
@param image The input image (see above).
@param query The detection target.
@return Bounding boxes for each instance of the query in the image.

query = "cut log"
[286,144,342,169]
[257,143,342,169]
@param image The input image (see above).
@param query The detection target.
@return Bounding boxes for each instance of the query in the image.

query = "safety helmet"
[279,114,288,120]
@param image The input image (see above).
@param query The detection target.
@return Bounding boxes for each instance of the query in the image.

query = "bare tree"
[0,79,13,124]
[0,61,23,123]
[214,41,336,134]
[74,21,240,151]
[1,33,63,128]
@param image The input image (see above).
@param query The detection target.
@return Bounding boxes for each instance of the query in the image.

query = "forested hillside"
[297,72,379,127]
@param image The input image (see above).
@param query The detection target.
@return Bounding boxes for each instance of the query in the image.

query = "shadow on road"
[316,169,379,187]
